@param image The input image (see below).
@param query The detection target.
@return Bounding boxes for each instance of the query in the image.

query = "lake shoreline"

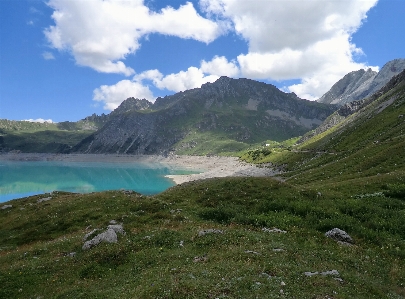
[0,153,281,184]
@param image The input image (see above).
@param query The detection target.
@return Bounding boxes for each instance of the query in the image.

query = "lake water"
[0,160,193,203]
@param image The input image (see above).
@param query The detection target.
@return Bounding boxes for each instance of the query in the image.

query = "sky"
[0,0,404,123]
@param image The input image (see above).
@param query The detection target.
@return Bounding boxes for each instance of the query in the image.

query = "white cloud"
[201,0,379,99]
[94,56,239,110]
[200,55,239,77]
[93,80,154,110]
[23,119,54,123]
[42,51,55,60]
[135,56,238,92]
[44,0,221,76]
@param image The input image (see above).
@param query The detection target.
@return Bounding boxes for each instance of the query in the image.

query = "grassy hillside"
[1,177,404,298]
[0,119,97,153]
[241,70,405,188]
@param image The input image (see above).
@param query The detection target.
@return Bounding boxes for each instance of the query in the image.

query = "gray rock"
[304,270,340,277]
[318,58,405,106]
[82,228,117,250]
[82,224,125,250]
[1,204,12,210]
[325,228,354,244]
[37,197,52,203]
[83,229,99,241]
[198,229,224,237]
[245,250,260,255]
[321,270,340,276]
[107,224,125,235]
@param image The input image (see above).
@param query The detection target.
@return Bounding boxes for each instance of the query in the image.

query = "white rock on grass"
[325,228,354,245]
[37,197,52,203]
[82,223,125,250]
[304,270,340,277]
[1,205,12,210]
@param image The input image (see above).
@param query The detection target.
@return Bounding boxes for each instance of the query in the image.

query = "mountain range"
[1,58,404,155]
[72,77,335,155]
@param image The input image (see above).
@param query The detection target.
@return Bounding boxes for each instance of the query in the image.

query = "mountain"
[299,67,405,145]
[318,58,405,106]
[72,76,337,155]
[243,67,405,188]
[0,118,103,153]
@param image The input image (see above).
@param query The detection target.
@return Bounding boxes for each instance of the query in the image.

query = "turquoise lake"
[0,160,192,203]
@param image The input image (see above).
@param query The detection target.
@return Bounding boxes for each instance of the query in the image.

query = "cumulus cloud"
[135,56,239,92]
[94,56,239,110]
[44,0,222,76]
[201,0,379,99]
[23,118,54,123]
[93,80,154,110]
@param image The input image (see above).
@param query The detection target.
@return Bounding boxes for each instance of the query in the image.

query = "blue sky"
[0,0,404,123]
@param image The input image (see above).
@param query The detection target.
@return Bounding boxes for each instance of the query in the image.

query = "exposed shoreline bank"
[0,153,281,185]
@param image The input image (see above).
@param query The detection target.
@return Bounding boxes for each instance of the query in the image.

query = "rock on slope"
[72,76,336,155]
[318,58,405,106]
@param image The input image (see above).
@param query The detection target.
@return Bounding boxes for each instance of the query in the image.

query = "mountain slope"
[0,119,102,153]
[243,68,405,191]
[318,58,405,106]
[73,77,336,155]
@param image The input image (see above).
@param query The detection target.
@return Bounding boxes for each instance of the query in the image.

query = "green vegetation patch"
[1,177,404,298]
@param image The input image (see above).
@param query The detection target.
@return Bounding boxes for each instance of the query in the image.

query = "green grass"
[1,177,404,298]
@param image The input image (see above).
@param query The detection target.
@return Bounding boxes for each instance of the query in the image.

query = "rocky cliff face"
[318,58,405,106]
[72,77,337,155]
[300,68,405,144]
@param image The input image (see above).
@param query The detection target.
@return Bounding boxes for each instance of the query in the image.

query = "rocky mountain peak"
[112,97,152,115]
[318,58,405,106]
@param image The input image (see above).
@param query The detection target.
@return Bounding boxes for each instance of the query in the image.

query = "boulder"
[325,228,354,244]
[82,223,125,250]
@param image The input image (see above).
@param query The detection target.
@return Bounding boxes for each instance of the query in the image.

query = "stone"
[107,224,125,235]
[325,228,354,244]
[197,229,224,237]
[37,197,52,203]
[82,228,117,250]
[82,224,125,250]
[1,204,12,210]
[83,229,99,241]
[305,270,340,277]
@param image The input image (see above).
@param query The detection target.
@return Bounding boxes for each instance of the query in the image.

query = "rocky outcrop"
[318,58,405,106]
[318,68,377,105]
[72,77,336,155]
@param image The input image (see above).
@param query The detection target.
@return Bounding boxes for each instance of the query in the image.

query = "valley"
[1,60,405,298]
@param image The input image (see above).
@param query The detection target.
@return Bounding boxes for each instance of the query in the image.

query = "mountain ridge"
[72,76,336,155]
[318,58,405,106]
